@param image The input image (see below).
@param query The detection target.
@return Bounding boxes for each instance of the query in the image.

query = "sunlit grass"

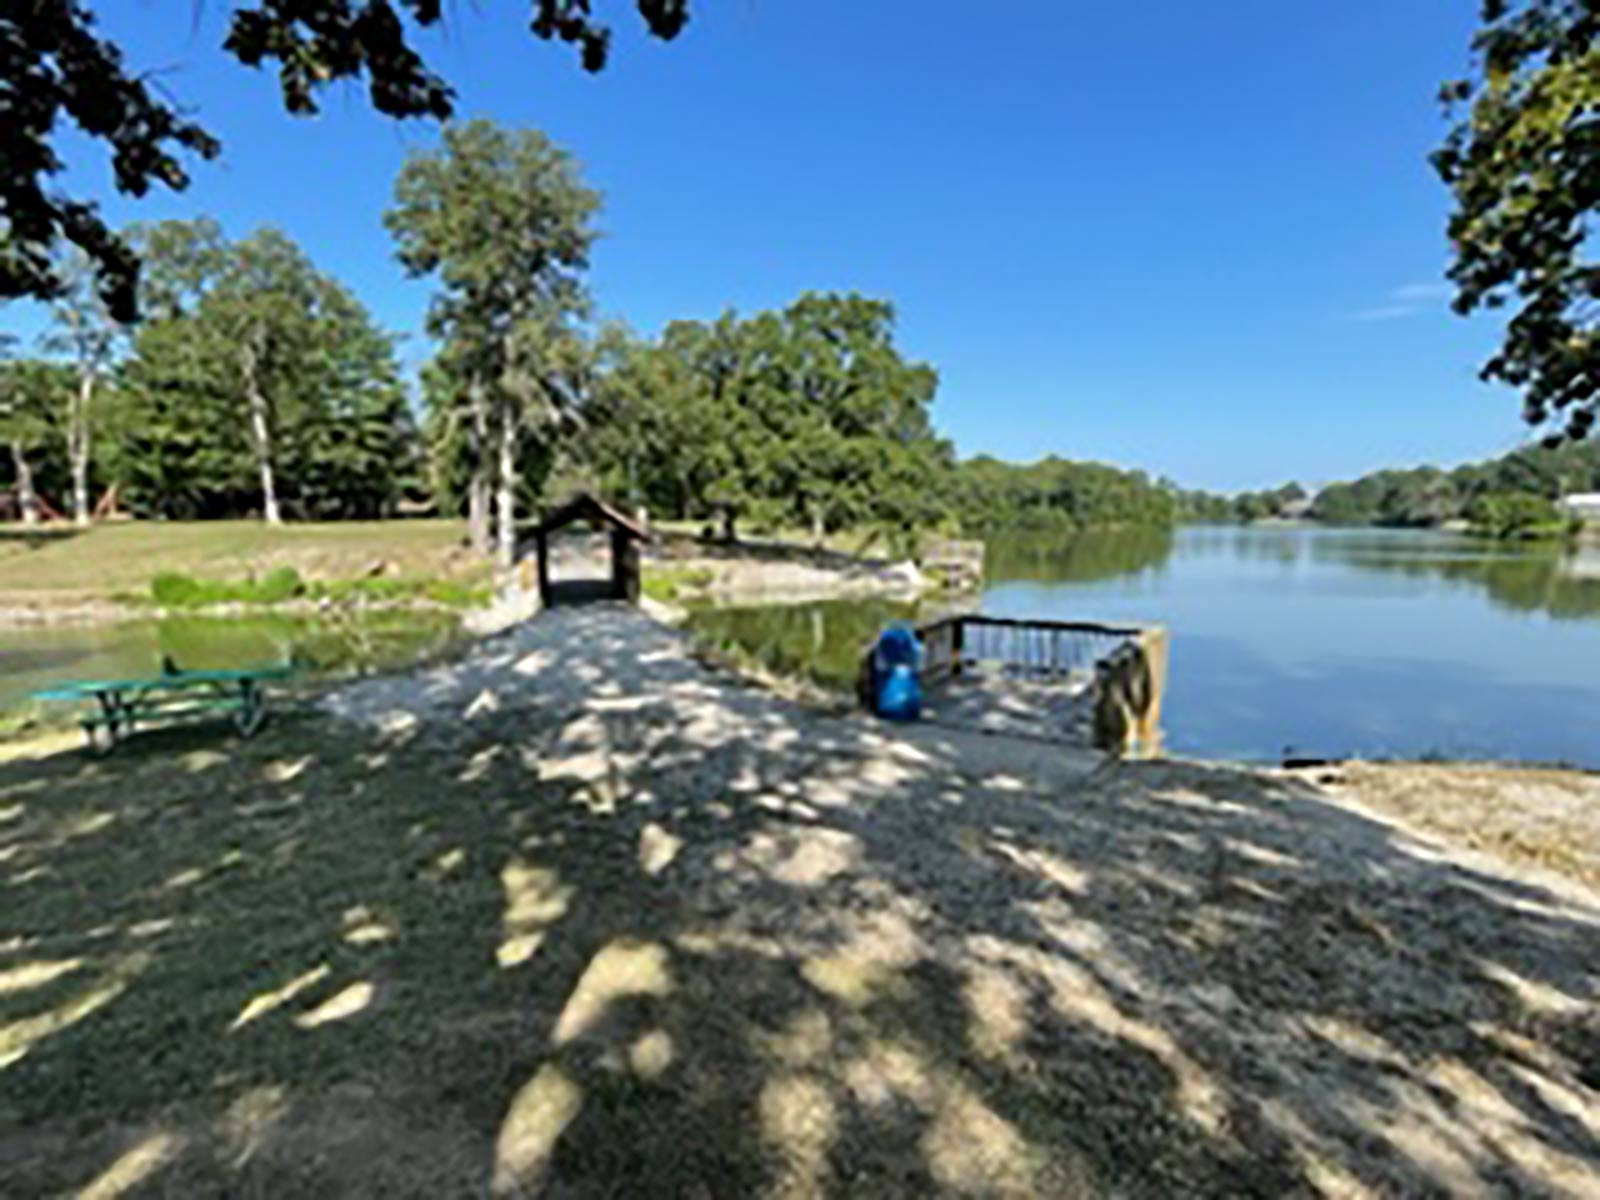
[0,519,474,599]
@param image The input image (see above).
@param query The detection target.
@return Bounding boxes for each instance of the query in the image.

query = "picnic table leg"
[234,679,266,738]
[88,691,120,754]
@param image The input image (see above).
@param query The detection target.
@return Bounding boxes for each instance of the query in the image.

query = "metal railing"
[866,612,1169,759]
[917,614,1146,686]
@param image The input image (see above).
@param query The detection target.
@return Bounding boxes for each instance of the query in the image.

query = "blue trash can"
[870,624,922,721]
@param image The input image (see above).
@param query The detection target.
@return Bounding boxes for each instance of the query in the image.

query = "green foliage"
[0,360,68,455]
[150,568,305,607]
[257,567,306,602]
[1313,441,1600,528]
[1,1,687,317]
[113,220,419,519]
[390,119,601,557]
[310,576,491,608]
[1465,492,1567,541]
[951,456,1176,537]
[1166,482,1308,525]
[586,294,954,540]
[640,566,714,603]
[0,1,219,320]
[1166,486,1237,523]
[146,568,490,610]
[1435,1,1600,439]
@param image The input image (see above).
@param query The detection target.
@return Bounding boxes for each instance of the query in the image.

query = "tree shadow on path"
[1,606,1597,1197]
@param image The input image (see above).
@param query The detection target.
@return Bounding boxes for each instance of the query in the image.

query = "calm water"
[0,610,465,714]
[692,527,1600,766]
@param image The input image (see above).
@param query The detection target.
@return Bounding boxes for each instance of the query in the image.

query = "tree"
[582,295,955,544]
[41,248,122,525]
[387,119,602,563]
[1435,1,1600,441]
[0,360,69,526]
[1467,491,1564,540]
[117,220,414,519]
[3,2,687,320]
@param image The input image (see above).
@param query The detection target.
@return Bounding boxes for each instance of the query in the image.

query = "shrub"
[150,567,304,607]
[1467,492,1566,540]
[641,566,713,603]
[422,579,491,608]
[256,567,305,602]
[150,571,205,606]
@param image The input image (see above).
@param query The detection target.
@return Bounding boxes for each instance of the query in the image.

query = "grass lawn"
[0,520,479,602]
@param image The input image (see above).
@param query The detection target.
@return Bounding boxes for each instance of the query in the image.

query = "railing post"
[1133,626,1168,759]
[951,618,965,677]
[1091,626,1168,760]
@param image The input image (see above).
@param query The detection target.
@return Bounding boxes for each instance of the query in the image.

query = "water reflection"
[0,610,464,712]
[986,527,1173,583]
[692,526,1600,766]
[1310,532,1600,621]
[688,598,921,693]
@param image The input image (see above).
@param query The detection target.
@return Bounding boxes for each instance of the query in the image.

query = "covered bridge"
[517,493,650,607]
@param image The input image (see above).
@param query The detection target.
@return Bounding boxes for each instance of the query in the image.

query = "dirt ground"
[1,606,1598,1197]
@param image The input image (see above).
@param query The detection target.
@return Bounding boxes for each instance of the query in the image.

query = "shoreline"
[8,604,1598,1195]
[7,595,1598,791]
[0,534,948,631]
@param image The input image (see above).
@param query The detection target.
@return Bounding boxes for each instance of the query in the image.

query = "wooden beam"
[536,529,551,607]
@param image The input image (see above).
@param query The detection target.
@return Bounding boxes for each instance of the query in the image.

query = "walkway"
[2,605,1596,1196]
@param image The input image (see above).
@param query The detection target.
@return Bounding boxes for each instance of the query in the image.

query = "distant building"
[1558,493,1600,520]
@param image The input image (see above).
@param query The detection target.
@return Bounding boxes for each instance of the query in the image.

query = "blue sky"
[9,1,1523,491]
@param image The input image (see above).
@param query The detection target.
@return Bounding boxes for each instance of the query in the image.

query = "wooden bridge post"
[1091,624,1168,760]
[1132,626,1168,759]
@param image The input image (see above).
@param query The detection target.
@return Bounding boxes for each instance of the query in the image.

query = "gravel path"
[322,603,1105,784]
[293,604,1600,1196]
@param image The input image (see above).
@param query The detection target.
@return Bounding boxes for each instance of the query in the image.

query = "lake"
[690,526,1600,767]
[0,609,465,716]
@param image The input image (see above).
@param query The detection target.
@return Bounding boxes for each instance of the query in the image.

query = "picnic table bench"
[30,662,294,752]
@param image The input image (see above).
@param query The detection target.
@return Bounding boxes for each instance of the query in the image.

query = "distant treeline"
[1308,441,1600,531]
[1169,483,1308,525]
[1,221,420,524]
[3,238,1183,545]
[1159,441,1600,540]
[580,311,1181,546]
[0,119,1257,549]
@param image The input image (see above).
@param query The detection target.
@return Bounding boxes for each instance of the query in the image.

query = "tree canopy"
[1311,439,1600,528]
[584,295,955,544]
[951,456,1177,536]
[113,221,417,519]
[1435,0,1600,440]
[1,2,688,320]
[387,118,601,560]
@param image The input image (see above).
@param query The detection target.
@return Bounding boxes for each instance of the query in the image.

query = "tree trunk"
[495,404,519,568]
[241,339,281,525]
[8,442,39,526]
[467,377,492,555]
[68,371,93,527]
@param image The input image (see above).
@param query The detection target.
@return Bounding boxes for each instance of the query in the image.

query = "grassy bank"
[0,520,482,606]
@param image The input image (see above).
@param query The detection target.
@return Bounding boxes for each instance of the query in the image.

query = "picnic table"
[30,662,294,752]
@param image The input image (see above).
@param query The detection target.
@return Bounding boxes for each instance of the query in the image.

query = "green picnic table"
[30,662,294,752]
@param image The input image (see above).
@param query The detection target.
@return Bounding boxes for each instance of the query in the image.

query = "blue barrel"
[870,624,922,721]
